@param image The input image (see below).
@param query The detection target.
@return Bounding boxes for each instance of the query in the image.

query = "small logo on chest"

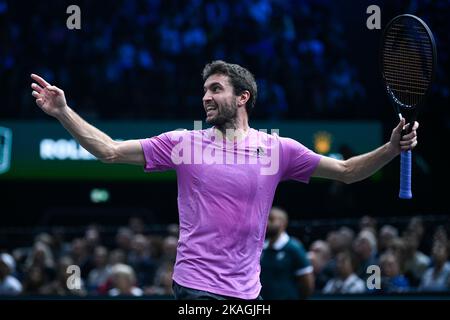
[276,252,285,260]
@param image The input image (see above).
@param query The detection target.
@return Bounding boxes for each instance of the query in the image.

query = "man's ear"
[237,91,250,107]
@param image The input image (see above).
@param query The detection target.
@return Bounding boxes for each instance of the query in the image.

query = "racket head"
[380,14,437,116]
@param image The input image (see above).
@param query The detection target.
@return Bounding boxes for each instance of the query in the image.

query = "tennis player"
[31,60,418,300]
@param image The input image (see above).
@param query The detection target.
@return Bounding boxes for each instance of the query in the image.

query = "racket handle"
[399,150,412,199]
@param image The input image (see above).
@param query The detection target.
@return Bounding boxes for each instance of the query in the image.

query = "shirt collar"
[264,232,290,250]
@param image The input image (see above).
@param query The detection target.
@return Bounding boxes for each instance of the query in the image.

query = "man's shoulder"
[286,237,307,252]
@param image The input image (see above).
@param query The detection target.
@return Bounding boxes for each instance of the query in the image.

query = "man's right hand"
[31,74,68,118]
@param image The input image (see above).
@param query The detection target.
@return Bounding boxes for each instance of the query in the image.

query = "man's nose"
[203,92,212,103]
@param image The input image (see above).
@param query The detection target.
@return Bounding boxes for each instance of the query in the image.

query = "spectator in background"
[379,251,410,293]
[40,256,86,296]
[128,234,156,287]
[378,225,399,256]
[166,224,180,238]
[70,238,93,279]
[0,253,22,295]
[308,240,333,292]
[21,265,46,295]
[145,262,174,297]
[402,231,430,287]
[353,229,378,281]
[326,228,353,258]
[358,216,377,235]
[24,241,56,282]
[115,227,134,259]
[322,250,366,294]
[260,207,314,299]
[87,246,112,294]
[419,240,450,292]
[159,235,178,265]
[84,225,101,256]
[108,263,143,296]
[128,217,146,235]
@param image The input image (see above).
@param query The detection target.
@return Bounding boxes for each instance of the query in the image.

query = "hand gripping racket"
[380,14,437,199]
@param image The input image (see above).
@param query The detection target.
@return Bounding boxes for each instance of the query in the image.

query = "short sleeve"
[291,241,313,276]
[139,130,186,172]
[280,137,322,183]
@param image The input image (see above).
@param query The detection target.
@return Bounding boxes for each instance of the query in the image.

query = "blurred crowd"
[0,218,178,297]
[2,0,368,120]
[0,214,449,297]
[308,215,450,295]
[2,0,448,122]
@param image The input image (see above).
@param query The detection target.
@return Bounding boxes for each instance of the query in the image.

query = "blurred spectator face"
[266,208,288,238]
[85,227,100,248]
[359,216,377,234]
[115,273,133,293]
[380,253,400,278]
[433,226,448,244]
[203,74,239,126]
[129,217,145,234]
[28,266,45,287]
[310,240,331,264]
[109,249,126,265]
[307,251,319,274]
[162,236,178,261]
[336,252,353,279]
[338,227,355,250]
[326,231,345,255]
[132,234,148,254]
[353,230,376,260]
[432,241,448,265]
[111,264,136,294]
[160,266,174,289]
[407,217,424,240]
[34,233,53,248]
[403,232,420,255]
[94,247,108,268]
[0,261,9,278]
[387,238,407,269]
[116,228,133,251]
[379,225,398,252]
[71,238,87,257]
[167,224,179,238]
[32,242,52,266]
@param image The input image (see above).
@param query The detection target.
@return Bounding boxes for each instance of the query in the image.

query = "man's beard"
[265,226,279,239]
[206,100,238,127]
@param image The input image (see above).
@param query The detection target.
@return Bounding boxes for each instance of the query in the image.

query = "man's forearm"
[55,105,117,162]
[344,142,399,184]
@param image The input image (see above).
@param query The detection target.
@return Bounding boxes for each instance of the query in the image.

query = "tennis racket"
[380,14,437,199]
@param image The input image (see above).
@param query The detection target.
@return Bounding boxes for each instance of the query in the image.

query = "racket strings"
[382,18,434,107]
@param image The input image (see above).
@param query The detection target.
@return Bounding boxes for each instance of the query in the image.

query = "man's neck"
[268,232,283,247]
[214,118,250,142]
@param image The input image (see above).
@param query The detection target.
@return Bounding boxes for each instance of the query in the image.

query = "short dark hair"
[202,60,257,114]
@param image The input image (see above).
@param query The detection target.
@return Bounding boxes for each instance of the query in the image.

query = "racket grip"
[399,150,412,199]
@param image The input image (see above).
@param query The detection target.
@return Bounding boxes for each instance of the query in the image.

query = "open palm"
[31,74,67,117]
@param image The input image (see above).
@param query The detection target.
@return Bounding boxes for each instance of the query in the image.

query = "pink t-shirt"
[140,127,321,299]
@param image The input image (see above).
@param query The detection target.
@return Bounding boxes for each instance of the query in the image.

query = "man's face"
[266,209,287,238]
[203,74,238,126]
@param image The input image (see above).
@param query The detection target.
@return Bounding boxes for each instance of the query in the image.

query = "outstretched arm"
[312,118,418,184]
[31,74,145,165]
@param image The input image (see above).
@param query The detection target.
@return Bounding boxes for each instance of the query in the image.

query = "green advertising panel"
[0,120,381,181]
